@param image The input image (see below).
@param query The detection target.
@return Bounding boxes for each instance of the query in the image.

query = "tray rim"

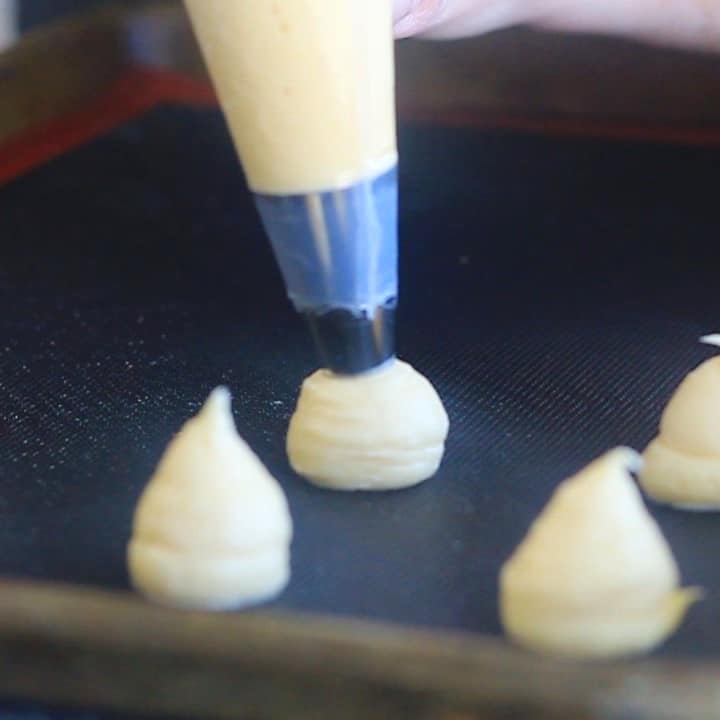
[0,578,717,720]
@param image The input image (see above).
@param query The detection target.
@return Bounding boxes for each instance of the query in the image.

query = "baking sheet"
[1,106,719,659]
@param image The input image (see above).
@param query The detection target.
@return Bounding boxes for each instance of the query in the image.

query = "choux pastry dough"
[500,448,698,659]
[128,387,292,610]
[640,335,720,509]
[287,359,449,491]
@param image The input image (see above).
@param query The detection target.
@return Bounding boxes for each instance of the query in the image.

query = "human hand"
[393,0,720,53]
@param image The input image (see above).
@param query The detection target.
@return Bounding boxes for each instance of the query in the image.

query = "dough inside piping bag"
[640,335,720,509]
[287,359,449,491]
[128,387,292,610]
[500,448,698,659]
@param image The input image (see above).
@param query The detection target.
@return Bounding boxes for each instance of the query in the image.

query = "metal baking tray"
[2,3,720,719]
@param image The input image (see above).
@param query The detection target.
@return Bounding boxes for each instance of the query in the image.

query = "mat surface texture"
[1,106,719,659]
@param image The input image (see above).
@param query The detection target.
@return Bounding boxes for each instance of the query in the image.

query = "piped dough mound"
[287,359,449,491]
[128,387,292,610]
[640,335,720,509]
[500,448,698,659]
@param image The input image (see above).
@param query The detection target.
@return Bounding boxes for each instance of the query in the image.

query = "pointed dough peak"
[700,334,720,349]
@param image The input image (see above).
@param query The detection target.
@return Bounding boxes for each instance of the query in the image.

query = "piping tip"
[254,165,398,375]
[304,301,396,375]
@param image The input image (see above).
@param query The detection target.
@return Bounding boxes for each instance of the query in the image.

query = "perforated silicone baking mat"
[2,101,720,661]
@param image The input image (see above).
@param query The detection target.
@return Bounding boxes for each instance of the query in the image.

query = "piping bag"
[184,0,398,374]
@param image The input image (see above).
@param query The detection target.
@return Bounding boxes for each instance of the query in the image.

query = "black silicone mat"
[1,106,720,662]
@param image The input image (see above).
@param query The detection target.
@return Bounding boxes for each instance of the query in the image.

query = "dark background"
[19,0,125,31]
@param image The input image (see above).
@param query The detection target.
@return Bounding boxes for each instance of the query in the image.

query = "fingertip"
[393,0,447,38]
[394,15,419,38]
[393,0,415,23]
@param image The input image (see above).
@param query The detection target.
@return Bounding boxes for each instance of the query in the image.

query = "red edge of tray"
[2,65,720,185]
